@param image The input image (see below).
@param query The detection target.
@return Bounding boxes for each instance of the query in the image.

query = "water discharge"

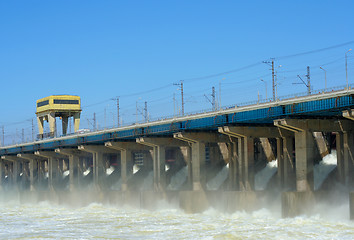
[0,151,352,239]
[0,200,353,239]
[255,159,278,190]
[167,166,187,190]
[314,151,337,190]
[206,164,229,190]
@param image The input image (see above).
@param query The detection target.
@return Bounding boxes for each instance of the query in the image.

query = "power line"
[276,40,354,60]
[180,62,263,82]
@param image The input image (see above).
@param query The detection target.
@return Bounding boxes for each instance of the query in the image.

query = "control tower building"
[36,95,81,138]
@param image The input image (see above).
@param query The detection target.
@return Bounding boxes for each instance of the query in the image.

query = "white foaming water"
[63,170,70,178]
[255,160,278,190]
[83,168,91,176]
[106,166,115,175]
[206,164,229,190]
[314,151,337,190]
[167,166,188,190]
[0,200,352,239]
[133,164,140,174]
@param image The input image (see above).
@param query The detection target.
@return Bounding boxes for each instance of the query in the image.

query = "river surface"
[1,152,352,239]
[0,199,353,240]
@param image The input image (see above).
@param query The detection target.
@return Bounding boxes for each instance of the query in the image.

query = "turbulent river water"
[0,197,353,239]
[1,152,353,239]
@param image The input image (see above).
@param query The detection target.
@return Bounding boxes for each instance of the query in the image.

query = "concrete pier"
[54,149,81,191]
[275,118,354,217]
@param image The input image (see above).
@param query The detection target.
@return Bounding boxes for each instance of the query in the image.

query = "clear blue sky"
[1,0,354,144]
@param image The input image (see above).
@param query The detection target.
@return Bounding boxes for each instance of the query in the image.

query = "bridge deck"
[1,89,353,155]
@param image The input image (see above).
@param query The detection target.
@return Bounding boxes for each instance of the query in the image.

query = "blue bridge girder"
[1,89,353,156]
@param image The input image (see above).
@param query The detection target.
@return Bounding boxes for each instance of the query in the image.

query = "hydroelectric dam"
[0,88,354,219]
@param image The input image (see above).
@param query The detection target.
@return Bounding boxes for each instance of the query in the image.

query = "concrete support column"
[283,136,295,190]
[16,154,44,191]
[191,141,205,191]
[68,154,79,191]
[35,151,61,191]
[78,145,118,190]
[74,112,81,132]
[336,132,345,184]
[48,157,58,190]
[105,142,150,191]
[153,145,166,191]
[276,137,284,189]
[48,112,56,137]
[29,158,37,191]
[92,152,105,189]
[13,160,20,187]
[243,136,255,191]
[236,136,244,190]
[295,130,315,192]
[227,141,238,190]
[180,146,192,188]
[37,116,44,138]
[343,131,354,188]
[55,149,84,191]
[120,149,132,191]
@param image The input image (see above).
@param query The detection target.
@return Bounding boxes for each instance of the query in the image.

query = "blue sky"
[0,0,354,144]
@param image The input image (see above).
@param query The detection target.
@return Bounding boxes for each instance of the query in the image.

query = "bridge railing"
[1,84,353,147]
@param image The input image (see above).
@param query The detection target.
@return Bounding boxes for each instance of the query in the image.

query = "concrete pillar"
[218,126,281,191]
[174,132,227,191]
[173,132,227,213]
[35,151,60,191]
[136,137,187,191]
[29,158,37,191]
[105,141,150,191]
[120,149,132,191]
[336,132,345,184]
[74,112,81,132]
[180,146,192,188]
[276,134,296,191]
[343,131,354,188]
[68,154,78,191]
[227,141,238,190]
[276,137,284,189]
[191,141,205,191]
[55,148,83,191]
[283,136,296,190]
[78,145,118,190]
[14,154,42,191]
[236,136,244,190]
[12,160,20,186]
[295,130,315,192]
[153,145,166,191]
[48,112,56,137]
[48,157,58,190]
[243,136,255,190]
[93,152,105,188]
[37,116,44,138]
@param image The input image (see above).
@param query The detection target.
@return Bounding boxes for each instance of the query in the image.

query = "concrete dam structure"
[0,89,353,219]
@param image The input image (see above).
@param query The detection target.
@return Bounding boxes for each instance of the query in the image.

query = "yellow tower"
[36,95,81,138]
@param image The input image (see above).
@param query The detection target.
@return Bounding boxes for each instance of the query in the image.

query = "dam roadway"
[0,88,354,218]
